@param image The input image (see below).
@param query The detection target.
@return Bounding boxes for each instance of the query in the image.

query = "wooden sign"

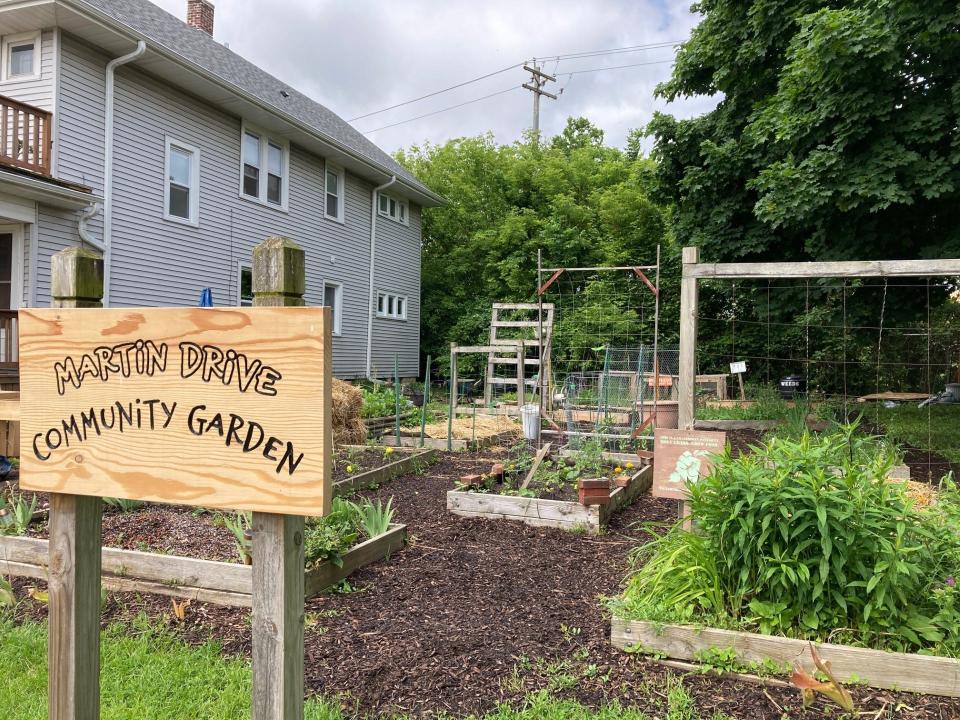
[652,428,726,500]
[18,306,331,516]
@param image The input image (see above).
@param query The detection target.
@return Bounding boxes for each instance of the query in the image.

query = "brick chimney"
[187,0,214,35]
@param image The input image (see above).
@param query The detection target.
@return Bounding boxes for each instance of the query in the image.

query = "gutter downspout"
[366,175,397,379]
[101,40,146,305]
[77,202,104,252]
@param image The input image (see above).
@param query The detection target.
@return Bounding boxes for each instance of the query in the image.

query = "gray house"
[0,0,442,381]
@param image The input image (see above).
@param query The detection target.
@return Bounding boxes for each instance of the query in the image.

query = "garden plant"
[612,423,960,656]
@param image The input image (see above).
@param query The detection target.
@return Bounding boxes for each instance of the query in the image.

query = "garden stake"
[419,355,431,448]
[447,343,456,452]
[394,354,401,446]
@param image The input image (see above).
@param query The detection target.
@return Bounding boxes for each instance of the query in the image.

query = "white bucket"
[520,403,540,441]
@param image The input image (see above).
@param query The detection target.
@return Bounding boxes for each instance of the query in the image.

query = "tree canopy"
[397,119,671,368]
[650,0,960,262]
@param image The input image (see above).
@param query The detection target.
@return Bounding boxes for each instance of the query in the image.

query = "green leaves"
[652,0,960,264]
[617,426,960,655]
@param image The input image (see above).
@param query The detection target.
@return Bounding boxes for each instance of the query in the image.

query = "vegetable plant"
[302,496,396,569]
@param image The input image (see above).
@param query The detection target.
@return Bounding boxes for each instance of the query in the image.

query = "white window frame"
[324,163,345,223]
[237,262,253,306]
[238,121,289,211]
[163,136,200,226]
[376,291,407,321]
[323,281,343,335]
[1,31,41,82]
[377,192,408,226]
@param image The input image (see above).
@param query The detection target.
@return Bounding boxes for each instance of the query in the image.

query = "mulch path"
[9,451,960,719]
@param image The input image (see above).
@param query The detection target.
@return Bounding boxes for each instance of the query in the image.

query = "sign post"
[46,246,104,720]
[729,360,747,401]
[21,238,329,720]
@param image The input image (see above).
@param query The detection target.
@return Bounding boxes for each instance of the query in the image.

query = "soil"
[9,451,960,719]
[24,503,241,563]
[333,446,405,482]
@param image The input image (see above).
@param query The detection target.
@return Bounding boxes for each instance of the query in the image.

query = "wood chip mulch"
[10,451,960,719]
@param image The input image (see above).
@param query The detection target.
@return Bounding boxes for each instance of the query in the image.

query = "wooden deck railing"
[0,96,52,176]
[0,311,17,366]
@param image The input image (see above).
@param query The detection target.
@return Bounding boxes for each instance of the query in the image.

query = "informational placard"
[19,307,331,516]
[652,429,726,500]
[729,360,747,374]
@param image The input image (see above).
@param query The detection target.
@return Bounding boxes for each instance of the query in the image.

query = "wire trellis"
[695,276,960,481]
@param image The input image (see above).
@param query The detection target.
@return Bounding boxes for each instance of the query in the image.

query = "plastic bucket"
[520,404,540,440]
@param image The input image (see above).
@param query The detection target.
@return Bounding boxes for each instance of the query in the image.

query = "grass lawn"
[874,403,960,464]
[0,616,731,720]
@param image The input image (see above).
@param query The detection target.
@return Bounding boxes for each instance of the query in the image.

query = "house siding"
[370,205,421,377]
[0,29,55,112]
[45,32,421,378]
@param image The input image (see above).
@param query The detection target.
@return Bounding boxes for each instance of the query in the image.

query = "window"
[242,132,260,198]
[323,282,342,335]
[377,192,408,225]
[164,137,199,225]
[325,164,345,222]
[239,123,288,209]
[2,32,40,81]
[376,291,407,320]
[238,264,253,306]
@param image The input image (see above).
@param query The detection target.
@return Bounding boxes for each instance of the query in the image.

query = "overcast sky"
[150,0,717,154]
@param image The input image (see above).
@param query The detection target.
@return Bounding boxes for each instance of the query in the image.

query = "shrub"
[614,424,960,655]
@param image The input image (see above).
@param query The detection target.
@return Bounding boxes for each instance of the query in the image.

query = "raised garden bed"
[448,464,652,534]
[383,429,519,451]
[611,617,960,697]
[0,523,406,608]
[333,447,435,494]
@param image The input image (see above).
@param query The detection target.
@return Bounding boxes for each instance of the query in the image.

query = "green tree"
[396,119,673,372]
[651,0,960,262]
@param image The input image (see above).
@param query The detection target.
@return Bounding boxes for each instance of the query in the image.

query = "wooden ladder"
[483,303,555,407]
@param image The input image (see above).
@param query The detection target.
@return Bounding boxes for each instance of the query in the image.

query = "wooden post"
[48,246,104,720]
[251,237,310,720]
[678,247,699,430]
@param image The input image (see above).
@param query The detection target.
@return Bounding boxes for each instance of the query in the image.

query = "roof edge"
[58,0,446,208]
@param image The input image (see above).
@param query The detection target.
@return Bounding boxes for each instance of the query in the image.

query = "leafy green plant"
[0,577,13,608]
[103,497,146,513]
[614,423,960,656]
[0,493,37,536]
[221,511,253,565]
[352,497,393,538]
[360,384,409,419]
[696,385,789,421]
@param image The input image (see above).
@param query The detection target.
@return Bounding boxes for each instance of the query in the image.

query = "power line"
[562,58,675,76]
[539,40,683,62]
[361,85,523,134]
[359,56,677,135]
[348,39,685,122]
[348,62,522,122]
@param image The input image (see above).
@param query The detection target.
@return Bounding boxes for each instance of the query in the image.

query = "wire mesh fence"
[694,276,960,481]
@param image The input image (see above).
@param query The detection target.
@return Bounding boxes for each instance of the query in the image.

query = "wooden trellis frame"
[678,247,960,428]
[536,248,663,445]
[482,303,555,407]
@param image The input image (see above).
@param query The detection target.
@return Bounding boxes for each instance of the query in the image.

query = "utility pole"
[523,62,557,140]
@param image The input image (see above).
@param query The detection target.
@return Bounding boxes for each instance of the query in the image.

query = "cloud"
[150,0,716,153]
